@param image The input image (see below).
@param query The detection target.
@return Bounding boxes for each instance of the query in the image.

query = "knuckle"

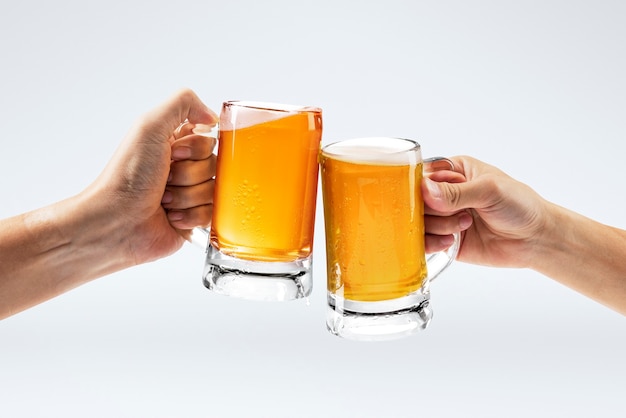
[444,183,462,208]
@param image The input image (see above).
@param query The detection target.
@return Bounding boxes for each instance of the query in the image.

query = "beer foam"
[220,101,321,130]
[321,137,422,165]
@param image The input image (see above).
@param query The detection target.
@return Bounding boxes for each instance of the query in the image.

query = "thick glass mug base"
[326,291,433,341]
[203,245,313,301]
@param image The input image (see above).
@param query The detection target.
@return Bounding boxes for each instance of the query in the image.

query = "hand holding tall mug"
[320,137,460,341]
[201,101,323,301]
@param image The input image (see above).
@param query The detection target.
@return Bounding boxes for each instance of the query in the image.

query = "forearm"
[531,203,626,315]
[0,192,134,319]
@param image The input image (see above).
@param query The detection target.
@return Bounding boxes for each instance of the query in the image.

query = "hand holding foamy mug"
[320,137,460,341]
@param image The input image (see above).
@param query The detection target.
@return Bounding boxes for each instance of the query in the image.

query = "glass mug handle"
[189,227,211,249]
[423,157,462,281]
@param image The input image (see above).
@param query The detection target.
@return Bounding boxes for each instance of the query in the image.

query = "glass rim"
[321,137,421,158]
[224,100,322,114]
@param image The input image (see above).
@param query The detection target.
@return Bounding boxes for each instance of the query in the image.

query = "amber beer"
[210,106,322,262]
[320,143,427,302]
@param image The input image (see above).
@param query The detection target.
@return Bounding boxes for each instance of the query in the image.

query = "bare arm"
[531,204,626,314]
[0,194,134,318]
[0,89,218,319]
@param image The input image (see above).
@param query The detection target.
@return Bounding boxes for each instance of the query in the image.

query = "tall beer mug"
[199,101,323,301]
[320,137,460,341]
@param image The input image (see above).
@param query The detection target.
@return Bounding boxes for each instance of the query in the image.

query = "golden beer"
[210,109,322,262]
[320,150,427,302]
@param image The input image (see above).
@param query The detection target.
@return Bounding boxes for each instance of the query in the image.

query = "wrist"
[527,202,570,273]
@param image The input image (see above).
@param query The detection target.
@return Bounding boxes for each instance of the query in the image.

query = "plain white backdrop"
[1,1,624,417]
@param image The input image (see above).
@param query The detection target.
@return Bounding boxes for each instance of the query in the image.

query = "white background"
[1,1,625,417]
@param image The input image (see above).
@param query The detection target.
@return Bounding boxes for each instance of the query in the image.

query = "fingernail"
[171,146,191,160]
[459,212,473,230]
[193,123,217,134]
[161,191,173,204]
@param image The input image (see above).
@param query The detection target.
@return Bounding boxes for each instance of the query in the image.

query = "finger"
[425,234,456,254]
[162,180,215,210]
[422,176,500,214]
[173,121,218,141]
[425,212,473,235]
[168,156,216,186]
[425,170,466,183]
[167,204,214,230]
[173,121,196,140]
[424,201,465,216]
[423,169,468,216]
[171,134,217,161]
[144,89,218,143]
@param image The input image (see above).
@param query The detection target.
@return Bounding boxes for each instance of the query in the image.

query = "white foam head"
[321,137,422,165]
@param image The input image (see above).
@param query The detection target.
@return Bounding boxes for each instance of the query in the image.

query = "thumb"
[143,89,219,142]
[423,176,495,214]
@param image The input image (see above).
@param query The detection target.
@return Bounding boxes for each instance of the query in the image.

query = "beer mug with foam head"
[320,137,460,341]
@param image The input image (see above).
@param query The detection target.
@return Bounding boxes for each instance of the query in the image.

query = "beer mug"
[201,101,323,301]
[319,137,460,341]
